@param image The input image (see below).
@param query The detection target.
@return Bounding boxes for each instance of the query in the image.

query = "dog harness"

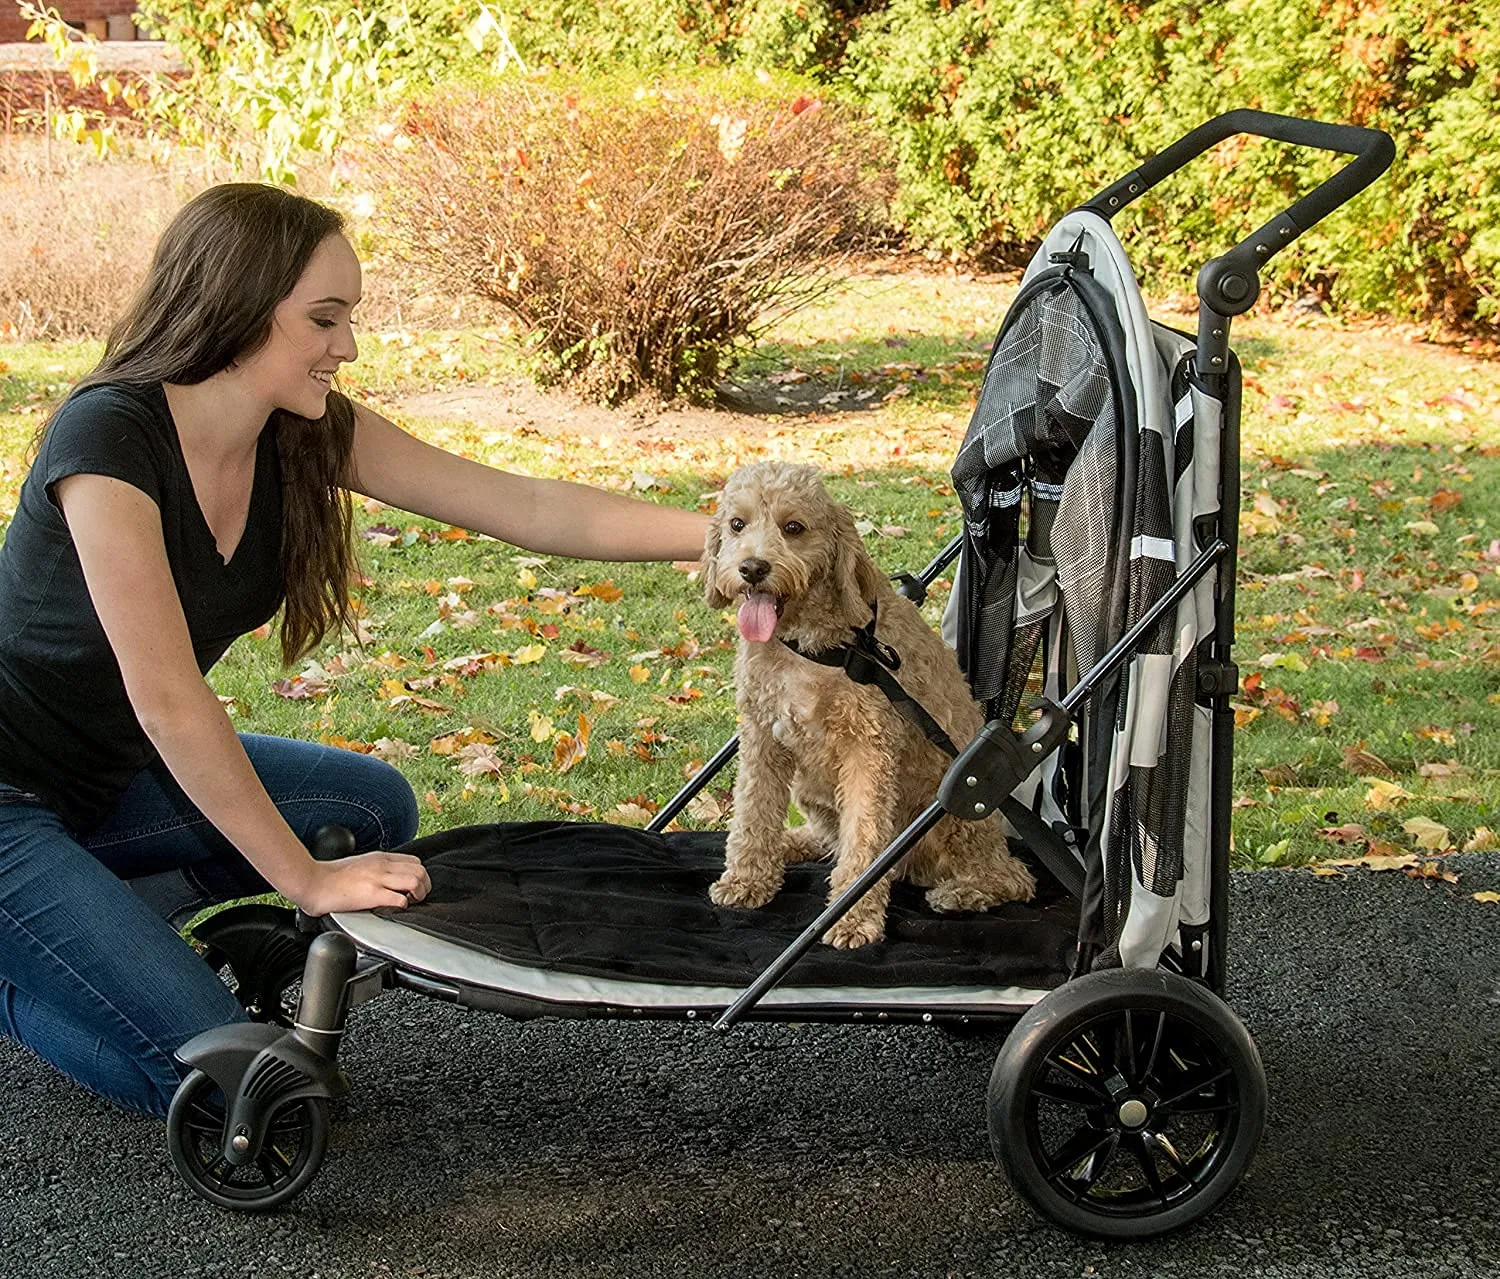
[780,602,959,758]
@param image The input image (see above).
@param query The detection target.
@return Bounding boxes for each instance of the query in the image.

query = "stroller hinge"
[937,700,1072,821]
[1197,658,1240,698]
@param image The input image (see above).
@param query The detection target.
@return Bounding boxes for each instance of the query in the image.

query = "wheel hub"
[1116,1098,1150,1129]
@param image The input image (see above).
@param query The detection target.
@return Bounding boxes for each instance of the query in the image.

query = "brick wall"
[0,5,144,45]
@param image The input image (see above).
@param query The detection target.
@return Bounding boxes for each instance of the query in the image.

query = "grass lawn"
[2,265,1498,875]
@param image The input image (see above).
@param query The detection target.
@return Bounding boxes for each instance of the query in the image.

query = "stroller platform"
[333,821,1077,1015]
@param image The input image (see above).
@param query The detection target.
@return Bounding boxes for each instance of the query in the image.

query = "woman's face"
[242,232,362,419]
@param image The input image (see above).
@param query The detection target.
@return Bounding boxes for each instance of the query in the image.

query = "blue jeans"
[0,734,418,1118]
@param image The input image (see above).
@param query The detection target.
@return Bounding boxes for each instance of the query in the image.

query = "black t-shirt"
[0,382,284,831]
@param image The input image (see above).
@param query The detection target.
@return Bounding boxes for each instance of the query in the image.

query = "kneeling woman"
[0,184,708,1116]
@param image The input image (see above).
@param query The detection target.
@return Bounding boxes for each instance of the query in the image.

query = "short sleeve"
[37,386,166,514]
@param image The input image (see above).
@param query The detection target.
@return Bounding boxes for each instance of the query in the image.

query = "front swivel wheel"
[167,1069,329,1211]
[988,968,1266,1239]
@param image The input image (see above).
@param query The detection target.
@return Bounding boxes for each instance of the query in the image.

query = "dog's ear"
[701,514,734,609]
[833,506,884,623]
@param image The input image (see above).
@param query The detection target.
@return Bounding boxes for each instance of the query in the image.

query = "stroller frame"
[167,111,1393,1237]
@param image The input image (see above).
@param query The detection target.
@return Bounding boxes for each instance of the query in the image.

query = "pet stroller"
[167,111,1393,1238]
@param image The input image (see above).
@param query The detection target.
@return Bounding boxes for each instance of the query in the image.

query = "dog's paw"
[925,882,998,913]
[822,912,885,949]
[709,872,782,910]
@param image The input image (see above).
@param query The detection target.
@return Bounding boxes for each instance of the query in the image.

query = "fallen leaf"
[528,709,555,742]
[511,644,547,665]
[1363,778,1415,810]
[1309,865,1346,878]
[1259,764,1300,787]
[1464,827,1499,852]
[370,737,418,762]
[1343,744,1394,778]
[629,663,650,684]
[1402,816,1452,850]
[1317,822,1366,845]
[1473,891,1500,903]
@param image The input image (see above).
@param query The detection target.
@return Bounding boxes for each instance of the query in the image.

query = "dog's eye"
[783,521,805,536]
[728,517,745,533]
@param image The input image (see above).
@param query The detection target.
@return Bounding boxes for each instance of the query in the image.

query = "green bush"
[356,72,892,403]
[839,0,1499,326]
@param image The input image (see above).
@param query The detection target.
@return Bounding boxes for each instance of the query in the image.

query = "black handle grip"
[1081,110,1394,316]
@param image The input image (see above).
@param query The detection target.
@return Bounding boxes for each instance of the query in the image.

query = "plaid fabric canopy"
[947,212,1225,973]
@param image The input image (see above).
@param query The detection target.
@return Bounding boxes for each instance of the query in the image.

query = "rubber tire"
[988,968,1266,1240]
[167,1068,329,1212]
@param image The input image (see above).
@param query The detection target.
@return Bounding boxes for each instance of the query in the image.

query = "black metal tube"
[645,733,740,834]
[1059,540,1228,715]
[712,801,948,1031]
[1083,110,1394,238]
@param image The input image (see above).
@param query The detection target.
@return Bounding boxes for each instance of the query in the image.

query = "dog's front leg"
[822,752,900,949]
[711,719,795,910]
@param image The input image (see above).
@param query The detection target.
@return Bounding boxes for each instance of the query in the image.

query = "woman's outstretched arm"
[346,403,710,562]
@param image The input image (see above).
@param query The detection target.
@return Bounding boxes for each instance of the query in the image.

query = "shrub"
[357,73,891,403]
[0,138,200,340]
[840,0,1500,327]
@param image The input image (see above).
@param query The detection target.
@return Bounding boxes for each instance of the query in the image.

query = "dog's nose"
[739,558,771,586]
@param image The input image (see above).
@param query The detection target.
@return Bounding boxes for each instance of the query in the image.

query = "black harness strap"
[782,603,959,758]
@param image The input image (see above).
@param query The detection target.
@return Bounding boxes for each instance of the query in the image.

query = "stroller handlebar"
[1080,109,1395,320]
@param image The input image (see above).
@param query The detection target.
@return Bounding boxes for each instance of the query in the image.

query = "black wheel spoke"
[1125,1134,1169,1208]
[1158,1066,1232,1110]
[1141,1011,1168,1078]
[1031,1079,1104,1109]
[1150,1131,1193,1177]
[1043,1051,1111,1098]
[1122,1010,1138,1086]
[1163,1096,1236,1117]
[257,1152,289,1189]
[1043,1125,1118,1183]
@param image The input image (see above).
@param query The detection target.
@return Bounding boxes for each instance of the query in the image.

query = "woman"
[0,184,709,1117]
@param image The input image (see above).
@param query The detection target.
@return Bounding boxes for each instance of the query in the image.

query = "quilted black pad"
[374,821,1078,990]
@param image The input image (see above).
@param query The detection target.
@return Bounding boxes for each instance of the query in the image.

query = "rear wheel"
[988,968,1265,1239]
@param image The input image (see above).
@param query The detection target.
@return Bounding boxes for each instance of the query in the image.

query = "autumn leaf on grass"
[1363,778,1416,809]
[430,726,498,755]
[628,663,651,684]
[1241,491,1283,536]
[551,712,591,775]
[1429,488,1463,514]
[1259,763,1301,787]
[454,743,507,790]
[272,661,333,700]
[522,783,594,816]
[511,644,547,665]
[1318,822,1366,846]
[612,802,655,827]
[686,791,730,823]
[1464,827,1499,852]
[1343,743,1395,778]
[528,709,555,742]
[577,579,624,603]
[1402,816,1453,851]
[559,640,610,668]
[370,737,418,762]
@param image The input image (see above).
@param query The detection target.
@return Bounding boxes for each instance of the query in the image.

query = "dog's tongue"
[737,592,779,642]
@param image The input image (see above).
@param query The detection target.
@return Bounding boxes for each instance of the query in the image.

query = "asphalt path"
[2,855,1499,1279]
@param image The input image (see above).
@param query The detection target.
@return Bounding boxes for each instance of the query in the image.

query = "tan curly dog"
[703,461,1035,949]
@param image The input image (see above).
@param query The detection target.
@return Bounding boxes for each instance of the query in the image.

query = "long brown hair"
[43,183,359,665]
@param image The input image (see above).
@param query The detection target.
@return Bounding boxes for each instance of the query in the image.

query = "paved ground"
[2,855,1498,1279]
